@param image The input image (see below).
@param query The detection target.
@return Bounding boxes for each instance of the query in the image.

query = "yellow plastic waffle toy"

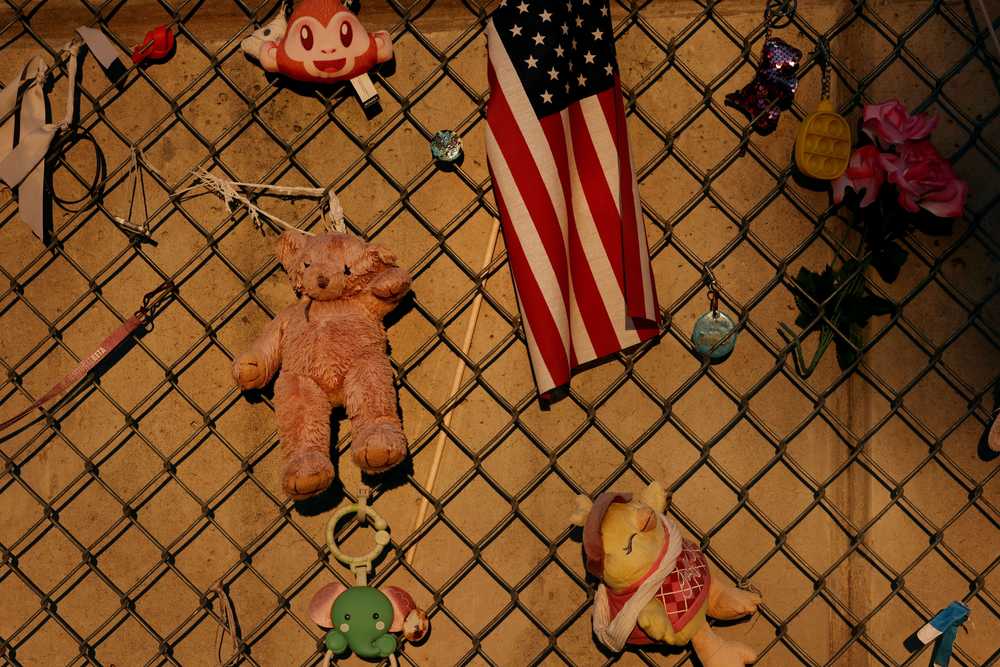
[794,41,851,180]
[795,99,851,180]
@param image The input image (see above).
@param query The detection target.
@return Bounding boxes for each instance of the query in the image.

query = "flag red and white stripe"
[485,11,659,397]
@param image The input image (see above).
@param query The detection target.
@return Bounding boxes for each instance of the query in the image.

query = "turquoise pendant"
[430,130,463,164]
[692,310,737,359]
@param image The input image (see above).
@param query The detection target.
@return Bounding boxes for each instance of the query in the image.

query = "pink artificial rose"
[833,145,886,208]
[881,140,968,218]
[863,100,939,146]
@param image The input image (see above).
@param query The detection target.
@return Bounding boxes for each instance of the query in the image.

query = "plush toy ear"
[569,495,593,527]
[308,582,347,628]
[275,230,308,268]
[381,586,417,633]
[639,482,670,514]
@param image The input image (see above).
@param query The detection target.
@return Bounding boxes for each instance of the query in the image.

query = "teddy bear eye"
[344,613,351,621]
[343,265,351,276]
[372,612,380,619]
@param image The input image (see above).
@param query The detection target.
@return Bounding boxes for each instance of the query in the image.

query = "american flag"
[486,0,660,398]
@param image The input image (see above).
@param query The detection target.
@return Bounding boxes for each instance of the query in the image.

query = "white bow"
[0,41,81,240]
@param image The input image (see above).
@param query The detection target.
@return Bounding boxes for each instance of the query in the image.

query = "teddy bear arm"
[256,314,288,372]
[370,267,411,301]
[365,267,412,318]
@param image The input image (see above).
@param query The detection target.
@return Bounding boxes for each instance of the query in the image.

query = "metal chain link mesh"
[1,0,998,665]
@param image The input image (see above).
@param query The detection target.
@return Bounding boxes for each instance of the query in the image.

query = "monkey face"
[283,11,371,80]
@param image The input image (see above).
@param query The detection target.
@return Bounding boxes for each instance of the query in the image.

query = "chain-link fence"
[1,0,998,665]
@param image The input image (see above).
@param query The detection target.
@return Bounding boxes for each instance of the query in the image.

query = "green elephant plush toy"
[309,582,429,659]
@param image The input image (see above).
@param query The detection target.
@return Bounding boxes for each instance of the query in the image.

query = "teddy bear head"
[570,482,671,590]
[275,230,398,302]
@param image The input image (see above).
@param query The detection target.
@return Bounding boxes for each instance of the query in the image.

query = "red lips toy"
[132,25,175,65]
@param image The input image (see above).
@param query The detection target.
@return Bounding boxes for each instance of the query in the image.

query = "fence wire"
[1,0,999,666]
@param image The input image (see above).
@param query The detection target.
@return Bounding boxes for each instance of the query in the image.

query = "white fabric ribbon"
[592,514,684,652]
[191,168,346,234]
[0,42,81,240]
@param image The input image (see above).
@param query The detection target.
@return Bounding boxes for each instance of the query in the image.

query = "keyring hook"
[765,0,797,30]
[135,280,176,321]
[326,490,390,586]
[702,267,720,314]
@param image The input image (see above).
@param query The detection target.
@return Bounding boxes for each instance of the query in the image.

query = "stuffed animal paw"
[233,352,269,390]
[637,601,672,643]
[233,230,412,500]
[352,421,408,473]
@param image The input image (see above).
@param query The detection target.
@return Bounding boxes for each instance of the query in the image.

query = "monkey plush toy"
[241,0,393,85]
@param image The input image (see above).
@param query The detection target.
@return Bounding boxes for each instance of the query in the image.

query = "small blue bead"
[430,130,463,163]
[692,311,737,359]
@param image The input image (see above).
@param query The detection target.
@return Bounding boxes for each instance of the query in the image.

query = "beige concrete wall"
[0,1,997,665]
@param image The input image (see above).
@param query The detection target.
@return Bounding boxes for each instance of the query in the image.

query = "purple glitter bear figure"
[725,37,802,134]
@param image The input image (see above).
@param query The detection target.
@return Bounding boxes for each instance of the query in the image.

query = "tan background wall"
[1,1,998,666]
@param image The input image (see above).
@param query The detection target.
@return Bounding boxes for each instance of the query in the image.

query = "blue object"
[903,601,969,667]
[692,311,737,359]
[430,130,463,163]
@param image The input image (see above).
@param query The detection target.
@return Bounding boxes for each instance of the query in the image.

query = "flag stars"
[497,0,619,110]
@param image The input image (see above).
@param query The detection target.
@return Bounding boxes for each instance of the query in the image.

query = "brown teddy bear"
[233,230,412,500]
[570,482,762,666]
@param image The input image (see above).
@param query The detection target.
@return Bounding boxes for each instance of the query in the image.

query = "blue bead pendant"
[430,130,463,164]
[692,310,738,359]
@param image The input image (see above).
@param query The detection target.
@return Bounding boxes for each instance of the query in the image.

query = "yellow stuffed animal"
[570,482,762,666]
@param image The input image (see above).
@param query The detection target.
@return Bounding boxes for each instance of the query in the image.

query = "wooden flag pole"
[406,216,502,565]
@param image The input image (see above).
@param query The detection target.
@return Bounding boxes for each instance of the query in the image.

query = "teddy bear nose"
[317,275,330,289]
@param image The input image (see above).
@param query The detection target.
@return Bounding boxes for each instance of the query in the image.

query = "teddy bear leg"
[707,579,762,620]
[274,372,335,500]
[344,355,408,474]
[691,625,757,666]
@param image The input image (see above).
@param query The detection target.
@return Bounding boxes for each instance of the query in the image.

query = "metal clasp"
[703,267,720,315]
[135,280,176,322]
